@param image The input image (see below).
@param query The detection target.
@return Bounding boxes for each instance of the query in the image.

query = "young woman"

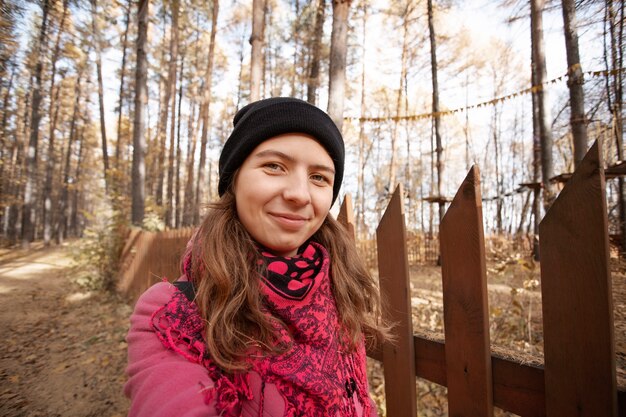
[125,97,388,417]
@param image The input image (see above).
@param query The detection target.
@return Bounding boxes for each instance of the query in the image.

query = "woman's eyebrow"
[253,149,335,174]
[311,164,335,174]
[254,149,294,162]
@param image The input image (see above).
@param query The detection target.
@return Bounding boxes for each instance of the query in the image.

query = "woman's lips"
[269,212,308,229]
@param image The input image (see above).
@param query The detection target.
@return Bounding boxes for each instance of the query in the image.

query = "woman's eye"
[263,163,282,171]
[310,174,329,184]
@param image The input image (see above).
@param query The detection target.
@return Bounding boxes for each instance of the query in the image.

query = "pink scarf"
[151,242,372,417]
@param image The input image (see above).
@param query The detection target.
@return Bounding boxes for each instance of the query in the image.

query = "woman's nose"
[282,173,311,205]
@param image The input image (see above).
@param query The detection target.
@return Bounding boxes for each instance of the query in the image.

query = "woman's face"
[234,133,335,257]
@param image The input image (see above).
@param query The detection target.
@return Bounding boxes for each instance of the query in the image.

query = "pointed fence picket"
[440,166,493,416]
[376,185,418,417]
[539,140,617,416]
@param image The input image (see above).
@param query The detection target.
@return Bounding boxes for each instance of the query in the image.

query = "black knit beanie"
[218,97,345,203]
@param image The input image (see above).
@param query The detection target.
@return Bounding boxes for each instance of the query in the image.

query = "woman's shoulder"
[128,278,205,364]
[130,278,199,331]
[133,280,179,314]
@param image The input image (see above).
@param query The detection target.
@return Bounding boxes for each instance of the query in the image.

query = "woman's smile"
[269,212,308,228]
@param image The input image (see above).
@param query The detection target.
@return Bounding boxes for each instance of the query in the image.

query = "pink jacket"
[124,281,377,417]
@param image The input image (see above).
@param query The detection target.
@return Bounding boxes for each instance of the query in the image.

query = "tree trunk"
[290,0,300,97]
[606,0,625,253]
[236,30,246,109]
[165,0,180,228]
[91,0,110,194]
[250,0,265,101]
[156,7,178,208]
[182,26,200,227]
[531,0,556,212]
[22,0,50,248]
[115,0,131,173]
[131,0,149,226]
[57,73,83,244]
[264,1,274,97]
[0,62,16,227]
[531,46,541,260]
[6,78,31,244]
[517,190,532,235]
[194,0,219,224]
[492,100,503,233]
[427,0,444,222]
[327,0,351,131]
[182,96,198,226]
[357,0,368,235]
[0,3,20,90]
[43,0,69,246]
[175,55,184,228]
[149,20,167,202]
[1,66,17,238]
[389,4,410,195]
[307,0,325,104]
[464,72,471,170]
[71,123,87,237]
[561,0,588,167]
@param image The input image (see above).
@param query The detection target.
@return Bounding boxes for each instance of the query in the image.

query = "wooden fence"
[117,227,194,299]
[118,140,624,415]
[342,140,623,416]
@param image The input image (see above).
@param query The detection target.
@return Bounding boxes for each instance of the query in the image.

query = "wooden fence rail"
[118,140,624,415]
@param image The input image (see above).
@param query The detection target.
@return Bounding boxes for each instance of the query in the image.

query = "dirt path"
[0,242,131,417]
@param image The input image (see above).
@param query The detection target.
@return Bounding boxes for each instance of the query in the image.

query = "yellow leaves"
[518,257,535,271]
[63,41,84,61]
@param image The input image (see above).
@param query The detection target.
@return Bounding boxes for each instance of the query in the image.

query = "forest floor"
[0,240,624,416]
[0,241,131,417]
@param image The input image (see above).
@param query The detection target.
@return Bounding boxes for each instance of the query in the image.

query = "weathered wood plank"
[117,231,153,298]
[376,185,417,417]
[119,227,140,266]
[539,140,617,416]
[414,336,447,387]
[440,165,493,416]
[337,193,356,240]
[118,228,195,302]
[491,354,545,417]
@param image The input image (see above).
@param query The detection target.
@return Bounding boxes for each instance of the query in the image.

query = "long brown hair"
[187,190,389,372]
